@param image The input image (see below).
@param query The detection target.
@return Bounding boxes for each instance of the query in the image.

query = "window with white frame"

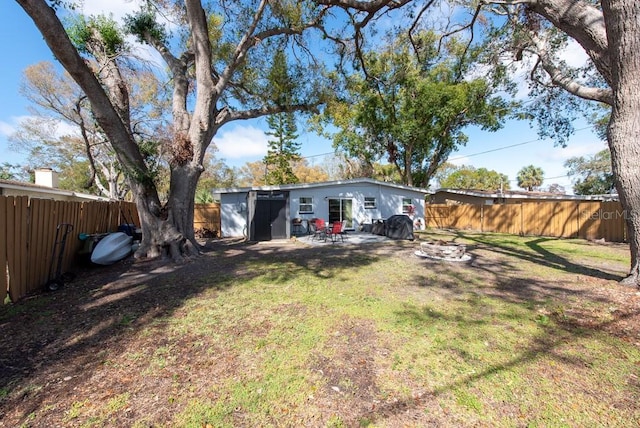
[402,198,414,214]
[299,197,313,213]
[364,196,377,209]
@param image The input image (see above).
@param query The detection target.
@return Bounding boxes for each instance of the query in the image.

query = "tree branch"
[16,0,152,182]
[215,0,269,96]
[482,0,611,85]
[435,3,483,81]
[73,96,99,190]
[315,0,412,13]
[527,31,613,104]
[217,103,321,127]
[408,0,437,61]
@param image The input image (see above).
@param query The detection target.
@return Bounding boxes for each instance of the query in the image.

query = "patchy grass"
[1,232,639,427]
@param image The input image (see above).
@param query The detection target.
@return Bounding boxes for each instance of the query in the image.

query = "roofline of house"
[434,188,619,201]
[213,178,431,195]
[0,179,111,201]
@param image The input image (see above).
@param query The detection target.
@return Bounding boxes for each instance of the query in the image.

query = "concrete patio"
[298,231,392,245]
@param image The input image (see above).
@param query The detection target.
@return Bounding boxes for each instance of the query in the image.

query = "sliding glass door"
[328,198,353,229]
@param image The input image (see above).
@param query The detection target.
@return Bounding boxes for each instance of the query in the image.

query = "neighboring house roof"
[0,179,111,201]
[213,178,430,195]
[433,188,618,201]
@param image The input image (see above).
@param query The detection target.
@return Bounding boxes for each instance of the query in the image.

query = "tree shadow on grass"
[452,232,625,282]
[0,238,384,425]
[410,250,582,305]
[350,232,637,425]
[358,268,640,425]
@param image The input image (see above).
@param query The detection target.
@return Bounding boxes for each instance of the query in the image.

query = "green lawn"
[2,231,639,427]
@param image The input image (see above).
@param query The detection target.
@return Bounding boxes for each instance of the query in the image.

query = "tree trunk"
[167,163,203,249]
[17,0,190,262]
[602,0,640,286]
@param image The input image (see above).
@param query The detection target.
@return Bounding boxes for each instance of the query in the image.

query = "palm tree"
[517,165,544,191]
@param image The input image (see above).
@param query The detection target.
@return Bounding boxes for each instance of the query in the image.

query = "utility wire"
[300,125,596,164]
[541,174,570,183]
[448,125,594,163]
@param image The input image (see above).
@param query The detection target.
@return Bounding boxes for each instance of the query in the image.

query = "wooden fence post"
[0,197,7,304]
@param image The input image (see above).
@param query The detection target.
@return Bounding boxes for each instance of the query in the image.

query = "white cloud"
[0,115,32,137]
[448,155,470,166]
[0,120,16,137]
[54,120,80,137]
[539,140,607,162]
[79,0,142,21]
[561,39,590,68]
[0,115,82,140]
[213,126,269,159]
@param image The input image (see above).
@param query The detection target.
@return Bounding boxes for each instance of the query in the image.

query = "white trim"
[213,178,430,196]
[434,188,618,202]
[0,179,111,201]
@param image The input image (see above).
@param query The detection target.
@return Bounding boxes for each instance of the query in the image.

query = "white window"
[402,198,413,214]
[364,197,377,209]
[299,197,313,214]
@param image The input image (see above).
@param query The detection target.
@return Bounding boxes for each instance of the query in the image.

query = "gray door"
[254,191,288,241]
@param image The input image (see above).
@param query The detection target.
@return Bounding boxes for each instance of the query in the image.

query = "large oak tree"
[437,165,510,192]
[564,149,614,195]
[16,0,331,261]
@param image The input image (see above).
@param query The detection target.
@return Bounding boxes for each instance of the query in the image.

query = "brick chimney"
[34,168,59,188]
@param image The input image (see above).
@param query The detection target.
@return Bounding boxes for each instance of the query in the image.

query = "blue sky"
[0,1,607,192]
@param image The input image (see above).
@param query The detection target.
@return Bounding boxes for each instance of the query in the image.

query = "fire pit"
[414,240,471,262]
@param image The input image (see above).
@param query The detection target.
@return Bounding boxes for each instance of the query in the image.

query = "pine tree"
[263,49,301,185]
[264,112,300,185]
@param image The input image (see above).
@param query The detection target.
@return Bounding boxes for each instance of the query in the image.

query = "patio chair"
[340,220,348,241]
[311,218,327,241]
[292,217,304,236]
[328,221,346,243]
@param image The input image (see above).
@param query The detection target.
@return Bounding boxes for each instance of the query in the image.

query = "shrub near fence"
[1,196,139,303]
[425,201,627,243]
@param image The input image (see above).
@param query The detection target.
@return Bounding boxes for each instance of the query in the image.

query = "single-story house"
[0,168,110,202]
[213,178,429,240]
[430,188,619,205]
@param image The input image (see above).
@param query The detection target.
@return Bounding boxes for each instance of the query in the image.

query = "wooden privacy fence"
[1,196,139,303]
[194,203,221,237]
[2,198,222,303]
[425,201,627,242]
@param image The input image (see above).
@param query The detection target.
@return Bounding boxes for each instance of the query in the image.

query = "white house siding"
[220,192,249,237]
[289,183,424,230]
[217,179,427,238]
